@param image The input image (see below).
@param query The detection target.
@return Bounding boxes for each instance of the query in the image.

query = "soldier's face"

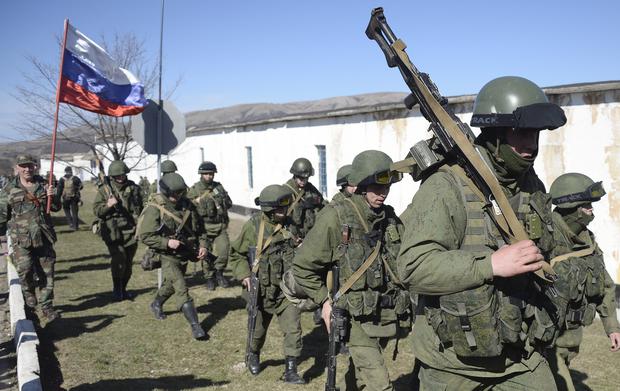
[346,185,357,195]
[364,184,390,208]
[272,206,288,222]
[505,128,539,159]
[15,163,35,182]
[294,176,307,188]
[201,173,214,183]
[112,175,127,184]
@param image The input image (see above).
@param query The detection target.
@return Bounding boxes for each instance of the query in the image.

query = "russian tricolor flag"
[58,23,147,117]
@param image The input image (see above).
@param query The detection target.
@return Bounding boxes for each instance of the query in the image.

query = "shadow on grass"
[71,375,229,390]
[44,313,125,342]
[571,369,593,391]
[299,323,328,382]
[56,262,111,274]
[57,253,110,263]
[58,288,154,313]
[33,315,65,391]
[197,296,246,335]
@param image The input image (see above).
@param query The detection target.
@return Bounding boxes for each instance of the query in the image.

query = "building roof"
[186,80,620,135]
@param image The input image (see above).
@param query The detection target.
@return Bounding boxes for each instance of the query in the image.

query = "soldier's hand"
[167,239,182,250]
[242,277,251,292]
[322,300,332,333]
[107,196,118,208]
[491,240,545,278]
[46,185,55,197]
[610,332,620,352]
[197,247,207,259]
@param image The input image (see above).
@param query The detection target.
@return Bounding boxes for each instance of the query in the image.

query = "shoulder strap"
[285,183,305,216]
[344,198,370,233]
[252,217,284,273]
[550,247,595,267]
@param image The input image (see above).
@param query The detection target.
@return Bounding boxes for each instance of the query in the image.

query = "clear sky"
[1,0,618,142]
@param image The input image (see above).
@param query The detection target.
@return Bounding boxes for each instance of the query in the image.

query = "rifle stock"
[366,7,556,282]
[245,246,259,368]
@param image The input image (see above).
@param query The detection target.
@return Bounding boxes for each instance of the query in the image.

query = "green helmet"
[254,184,293,212]
[336,164,352,187]
[159,173,187,196]
[198,161,217,174]
[160,160,177,174]
[470,76,566,130]
[550,173,606,209]
[289,158,314,178]
[108,160,129,176]
[348,150,402,187]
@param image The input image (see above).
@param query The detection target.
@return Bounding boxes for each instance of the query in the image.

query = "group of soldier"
[0,75,618,390]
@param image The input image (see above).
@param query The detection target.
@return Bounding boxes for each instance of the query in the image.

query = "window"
[246,146,253,189]
[316,145,327,197]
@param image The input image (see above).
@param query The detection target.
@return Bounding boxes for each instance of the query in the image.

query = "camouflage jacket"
[0,175,61,247]
[283,178,327,240]
[93,179,143,245]
[187,179,233,232]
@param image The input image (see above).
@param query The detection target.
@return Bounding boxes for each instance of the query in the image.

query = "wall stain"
[583,92,605,123]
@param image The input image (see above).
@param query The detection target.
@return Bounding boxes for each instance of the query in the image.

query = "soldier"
[58,166,83,231]
[137,173,208,340]
[547,173,620,391]
[229,184,305,384]
[138,176,151,203]
[398,76,568,390]
[0,154,61,321]
[149,159,177,195]
[284,157,327,240]
[331,164,356,203]
[293,150,412,391]
[187,161,233,290]
[92,160,143,301]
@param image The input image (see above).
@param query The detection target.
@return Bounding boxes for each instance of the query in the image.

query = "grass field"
[38,182,620,390]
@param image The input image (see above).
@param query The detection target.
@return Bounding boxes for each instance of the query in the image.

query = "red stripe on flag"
[58,76,145,117]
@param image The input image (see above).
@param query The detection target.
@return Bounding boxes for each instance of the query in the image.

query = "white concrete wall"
[39,154,94,182]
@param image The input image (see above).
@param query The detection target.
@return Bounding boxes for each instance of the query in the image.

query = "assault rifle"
[325,263,348,391]
[245,246,259,369]
[169,209,200,260]
[366,7,555,281]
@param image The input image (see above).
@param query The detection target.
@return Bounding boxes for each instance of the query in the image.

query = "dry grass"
[38,182,620,390]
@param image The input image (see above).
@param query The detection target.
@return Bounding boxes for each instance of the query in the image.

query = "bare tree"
[13,32,181,170]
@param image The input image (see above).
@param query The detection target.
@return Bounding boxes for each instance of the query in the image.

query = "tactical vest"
[330,199,410,320]
[423,166,559,358]
[253,216,296,304]
[194,183,229,226]
[552,215,607,329]
[285,181,324,239]
[61,176,78,200]
[99,181,142,243]
[5,179,56,247]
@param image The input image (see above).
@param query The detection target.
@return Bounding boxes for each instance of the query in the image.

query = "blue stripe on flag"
[62,49,146,108]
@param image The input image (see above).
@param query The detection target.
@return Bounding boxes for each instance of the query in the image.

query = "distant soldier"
[547,173,620,391]
[149,160,177,195]
[92,160,143,301]
[283,157,327,240]
[331,164,356,203]
[137,173,208,340]
[187,161,233,290]
[58,166,83,230]
[45,171,58,187]
[138,176,151,203]
[229,184,305,383]
[0,154,62,321]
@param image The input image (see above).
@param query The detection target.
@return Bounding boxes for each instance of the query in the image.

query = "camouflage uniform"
[92,177,143,299]
[58,170,83,230]
[0,172,61,316]
[283,178,326,240]
[187,178,233,284]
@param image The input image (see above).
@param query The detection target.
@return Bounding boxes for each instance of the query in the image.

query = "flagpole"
[47,19,70,214]
[157,0,165,288]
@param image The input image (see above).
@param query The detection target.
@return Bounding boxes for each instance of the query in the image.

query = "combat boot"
[283,356,306,384]
[181,301,207,340]
[23,291,37,308]
[41,307,60,322]
[205,277,216,291]
[121,277,135,300]
[215,270,229,288]
[246,351,260,375]
[150,296,167,320]
[112,278,123,301]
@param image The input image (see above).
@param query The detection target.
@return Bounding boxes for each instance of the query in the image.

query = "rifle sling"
[147,203,192,235]
[284,183,304,217]
[251,217,285,274]
[392,38,554,281]
[550,247,595,267]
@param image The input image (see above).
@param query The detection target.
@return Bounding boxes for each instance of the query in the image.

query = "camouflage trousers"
[105,241,137,282]
[243,290,302,357]
[62,198,80,229]
[547,346,579,391]
[417,360,557,391]
[202,230,230,278]
[12,243,56,310]
[158,256,192,310]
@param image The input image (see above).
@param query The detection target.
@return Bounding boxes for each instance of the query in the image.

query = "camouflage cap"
[16,154,37,165]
